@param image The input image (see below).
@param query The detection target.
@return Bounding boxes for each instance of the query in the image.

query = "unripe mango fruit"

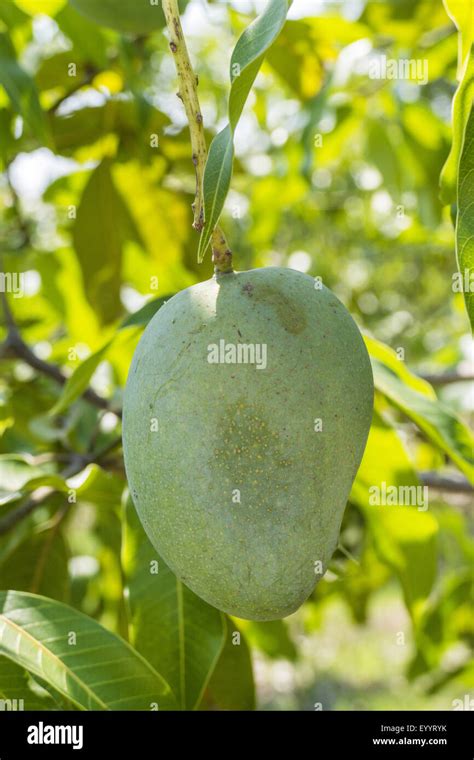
[70,0,190,34]
[123,267,373,620]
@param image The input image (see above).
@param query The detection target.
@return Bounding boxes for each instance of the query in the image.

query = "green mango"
[123,268,373,620]
[70,0,190,34]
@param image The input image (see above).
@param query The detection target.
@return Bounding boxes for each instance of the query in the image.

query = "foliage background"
[0,0,472,711]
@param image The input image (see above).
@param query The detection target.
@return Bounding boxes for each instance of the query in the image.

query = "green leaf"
[47,291,172,416]
[73,463,124,506]
[409,570,473,679]
[198,0,291,261]
[54,3,109,69]
[69,0,190,35]
[373,360,474,480]
[0,656,61,711]
[0,591,177,710]
[0,32,50,145]
[440,46,474,204]
[51,101,169,158]
[0,528,70,602]
[352,412,439,621]
[49,295,172,415]
[366,121,402,198]
[119,295,171,329]
[50,341,112,416]
[36,51,89,93]
[237,619,297,661]
[15,0,66,15]
[266,19,324,100]
[73,159,134,325]
[122,497,226,710]
[199,126,233,263]
[443,0,474,75]
[367,338,474,480]
[0,454,51,497]
[0,3,29,28]
[456,99,474,329]
[21,474,68,493]
[112,162,194,293]
[204,618,255,711]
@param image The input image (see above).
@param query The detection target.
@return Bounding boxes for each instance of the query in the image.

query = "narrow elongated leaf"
[0,455,52,496]
[367,120,402,197]
[120,295,171,329]
[409,570,473,679]
[198,0,291,260]
[51,101,170,157]
[440,46,474,204]
[0,528,69,602]
[456,100,474,329]
[50,341,112,416]
[122,498,225,710]
[199,126,233,263]
[443,0,474,75]
[237,619,297,661]
[0,656,60,711]
[49,296,172,416]
[366,338,474,480]
[366,337,436,396]
[69,0,190,35]
[352,413,439,622]
[54,4,108,69]
[0,591,176,710]
[204,618,255,711]
[372,360,474,480]
[0,653,78,712]
[73,159,136,325]
[266,19,324,100]
[72,463,124,506]
[37,51,89,93]
[0,32,50,144]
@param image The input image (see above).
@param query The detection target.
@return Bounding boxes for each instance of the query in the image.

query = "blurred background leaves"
[0,0,472,711]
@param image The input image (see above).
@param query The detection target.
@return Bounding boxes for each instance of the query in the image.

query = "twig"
[420,372,474,386]
[47,65,98,114]
[3,163,32,249]
[0,486,56,535]
[162,0,233,273]
[337,542,360,566]
[419,471,473,494]
[0,437,123,536]
[0,460,79,536]
[162,1,206,232]
[210,228,233,275]
[0,289,121,417]
[93,435,123,460]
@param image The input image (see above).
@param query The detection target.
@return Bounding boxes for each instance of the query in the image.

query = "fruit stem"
[162,0,233,273]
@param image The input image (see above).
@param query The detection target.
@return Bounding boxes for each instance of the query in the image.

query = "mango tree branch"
[0,437,123,536]
[0,289,120,417]
[419,471,473,494]
[419,372,474,386]
[162,0,233,273]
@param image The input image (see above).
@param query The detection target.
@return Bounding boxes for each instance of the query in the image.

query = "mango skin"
[123,268,373,620]
[70,0,190,34]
